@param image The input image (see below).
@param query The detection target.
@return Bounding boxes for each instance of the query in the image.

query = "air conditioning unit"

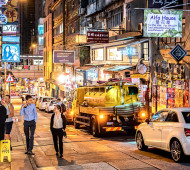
[79,8,86,15]
[137,23,143,33]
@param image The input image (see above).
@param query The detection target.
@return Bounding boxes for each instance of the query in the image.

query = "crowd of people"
[0,95,67,158]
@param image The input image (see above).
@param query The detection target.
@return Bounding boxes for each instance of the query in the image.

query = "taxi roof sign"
[5,73,14,83]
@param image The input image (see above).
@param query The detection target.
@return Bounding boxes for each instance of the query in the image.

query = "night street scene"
[0,0,190,170]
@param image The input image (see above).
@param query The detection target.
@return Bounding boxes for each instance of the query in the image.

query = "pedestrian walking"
[50,105,66,158]
[57,98,62,106]
[0,97,7,141]
[2,95,14,150]
[20,95,37,155]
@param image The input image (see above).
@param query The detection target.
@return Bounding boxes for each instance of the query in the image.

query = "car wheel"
[74,118,80,129]
[91,119,99,137]
[136,132,148,151]
[170,139,184,162]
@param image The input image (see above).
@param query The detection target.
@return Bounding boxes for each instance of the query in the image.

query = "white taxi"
[136,108,190,162]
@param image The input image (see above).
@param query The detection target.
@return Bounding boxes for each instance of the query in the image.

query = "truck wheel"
[91,119,99,137]
[74,118,80,129]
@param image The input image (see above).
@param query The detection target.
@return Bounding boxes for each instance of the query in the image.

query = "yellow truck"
[72,81,146,136]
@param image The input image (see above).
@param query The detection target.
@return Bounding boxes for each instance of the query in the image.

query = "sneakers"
[56,152,59,156]
[24,151,28,154]
[60,154,63,158]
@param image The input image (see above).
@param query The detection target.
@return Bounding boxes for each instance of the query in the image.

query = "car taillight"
[184,128,190,137]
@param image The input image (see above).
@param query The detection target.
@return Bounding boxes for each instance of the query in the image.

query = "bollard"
[1,140,11,162]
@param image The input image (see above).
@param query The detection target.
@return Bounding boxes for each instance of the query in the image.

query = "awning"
[104,65,136,73]
[76,66,95,71]
[90,38,150,49]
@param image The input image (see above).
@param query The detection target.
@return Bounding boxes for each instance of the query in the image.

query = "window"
[151,111,169,122]
[67,19,80,35]
[142,42,149,61]
[54,3,63,19]
[107,7,123,29]
[54,23,63,36]
[165,112,179,122]
[182,112,190,123]
[67,0,80,12]
[92,48,104,61]
[88,0,95,5]
[107,47,122,61]
[128,87,138,95]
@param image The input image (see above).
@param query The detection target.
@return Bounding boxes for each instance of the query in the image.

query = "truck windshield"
[182,112,190,123]
[128,87,138,95]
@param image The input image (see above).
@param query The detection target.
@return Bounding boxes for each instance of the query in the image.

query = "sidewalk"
[0,121,34,170]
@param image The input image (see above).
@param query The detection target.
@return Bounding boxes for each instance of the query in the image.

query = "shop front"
[151,49,190,113]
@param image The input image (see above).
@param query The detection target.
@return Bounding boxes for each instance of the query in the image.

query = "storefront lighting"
[58,75,65,84]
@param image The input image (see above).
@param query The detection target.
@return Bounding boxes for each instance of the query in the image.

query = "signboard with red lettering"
[87,31,109,43]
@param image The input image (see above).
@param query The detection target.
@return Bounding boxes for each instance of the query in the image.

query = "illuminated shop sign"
[3,25,17,34]
[0,14,7,24]
[38,25,44,35]
[2,44,20,62]
[2,36,19,43]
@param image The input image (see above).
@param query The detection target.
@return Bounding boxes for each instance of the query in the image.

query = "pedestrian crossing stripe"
[106,127,122,132]
[5,73,14,83]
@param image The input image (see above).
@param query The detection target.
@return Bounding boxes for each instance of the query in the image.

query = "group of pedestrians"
[20,95,67,158]
[0,94,67,159]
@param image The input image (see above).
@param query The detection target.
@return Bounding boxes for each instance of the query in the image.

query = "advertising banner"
[2,44,20,62]
[2,36,19,43]
[53,50,75,64]
[144,10,182,37]
[87,31,109,43]
[167,88,175,108]
[87,68,98,82]
[184,80,189,107]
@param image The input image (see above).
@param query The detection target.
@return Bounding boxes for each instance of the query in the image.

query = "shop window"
[54,23,63,36]
[142,42,149,61]
[107,7,123,29]
[92,48,104,61]
[107,47,122,61]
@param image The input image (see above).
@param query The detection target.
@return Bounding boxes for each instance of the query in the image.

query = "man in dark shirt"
[0,99,7,141]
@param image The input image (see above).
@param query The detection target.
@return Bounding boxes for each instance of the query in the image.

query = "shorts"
[5,121,13,134]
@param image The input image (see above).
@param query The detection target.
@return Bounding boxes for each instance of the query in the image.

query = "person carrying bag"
[50,105,67,158]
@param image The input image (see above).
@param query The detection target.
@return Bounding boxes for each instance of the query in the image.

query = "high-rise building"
[20,0,45,55]
[20,0,35,55]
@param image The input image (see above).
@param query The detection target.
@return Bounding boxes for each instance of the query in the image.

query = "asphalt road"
[14,104,190,170]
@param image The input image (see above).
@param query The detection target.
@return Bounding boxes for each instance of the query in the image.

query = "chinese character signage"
[0,0,8,6]
[53,51,75,64]
[87,31,109,43]
[2,44,20,62]
[144,10,182,37]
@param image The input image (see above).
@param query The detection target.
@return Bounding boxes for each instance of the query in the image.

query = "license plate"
[107,122,113,125]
